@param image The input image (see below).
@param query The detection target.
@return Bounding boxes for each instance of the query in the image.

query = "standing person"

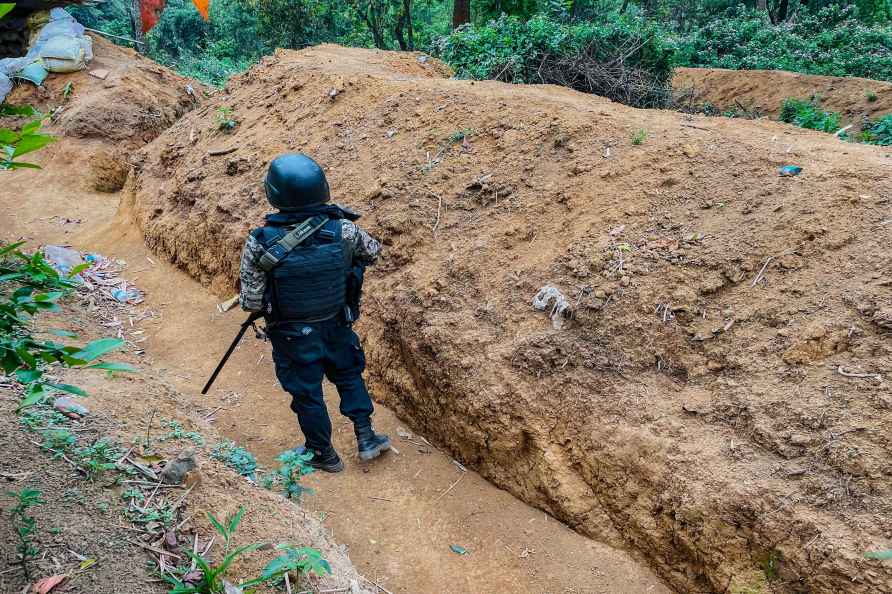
[238,153,390,472]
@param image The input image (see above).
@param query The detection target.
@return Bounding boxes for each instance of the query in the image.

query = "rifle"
[201,309,263,395]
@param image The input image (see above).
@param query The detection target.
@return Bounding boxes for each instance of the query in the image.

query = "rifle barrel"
[201,314,260,394]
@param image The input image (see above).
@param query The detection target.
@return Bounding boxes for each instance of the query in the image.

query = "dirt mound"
[130,43,892,593]
[8,35,199,147]
[674,66,892,122]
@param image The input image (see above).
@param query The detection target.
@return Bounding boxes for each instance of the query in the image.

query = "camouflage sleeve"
[239,234,266,312]
[342,220,381,265]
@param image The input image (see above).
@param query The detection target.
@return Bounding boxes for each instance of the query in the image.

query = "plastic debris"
[532,285,573,330]
[38,34,93,74]
[43,245,86,281]
[779,165,802,177]
[450,544,469,555]
[53,396,89,419]
[0,8,92,92]
[0,73,11,104]
[112,287,141,303]
[14,62,48,85]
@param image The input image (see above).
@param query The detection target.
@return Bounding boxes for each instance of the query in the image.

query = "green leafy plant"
[242,545,331,588]
[165,507,264,594]
[0,111,56,170]
[1,242,136,409]
[860,114,892,145]
[19,401,71,432]
[76,438,123,480]
[62,82,74,101]
[779,98,841,133]
[631,129,647,145]
[673,6,892,82]
[40,428,77,458]
[126,501,175,526]
[159,419,205,445]
[215,107,238,132]
[7,488,44,579]
[263,449,315,500]
[165,507,331,593]
[211,440,257,479]
[0,3,15,19]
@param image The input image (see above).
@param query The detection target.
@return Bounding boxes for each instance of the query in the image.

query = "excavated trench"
[127,44,892,593]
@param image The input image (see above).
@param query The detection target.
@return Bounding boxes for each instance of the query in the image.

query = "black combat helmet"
[264,153,331,211]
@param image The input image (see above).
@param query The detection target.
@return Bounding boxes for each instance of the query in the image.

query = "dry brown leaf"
[33,575,67,594]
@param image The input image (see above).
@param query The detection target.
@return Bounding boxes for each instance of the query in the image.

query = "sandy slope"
[675,66,892,122]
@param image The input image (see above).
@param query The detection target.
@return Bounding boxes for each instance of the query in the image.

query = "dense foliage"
[435,14,674,107]
[674,5,892,80]
[69,0,892,95]
[780,97,842,132]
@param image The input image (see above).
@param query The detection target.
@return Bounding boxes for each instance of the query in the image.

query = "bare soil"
[129,44,892,593]
[2,38,671,594]
[674,66,892,122]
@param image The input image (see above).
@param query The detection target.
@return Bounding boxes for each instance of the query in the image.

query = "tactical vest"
[252,218,349,323]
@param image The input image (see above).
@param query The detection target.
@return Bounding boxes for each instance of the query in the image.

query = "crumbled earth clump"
[130,44,892,593]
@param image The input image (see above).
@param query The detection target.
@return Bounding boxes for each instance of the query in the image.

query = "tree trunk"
[363,1,386,49]
[405,0,414,50]
[757,0,768,10]
[129,0,146,53]
[394,0,413,50]
[452,0,470,29]
[775,0,791,22]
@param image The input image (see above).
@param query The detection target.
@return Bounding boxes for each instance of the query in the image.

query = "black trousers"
[269,318,375,451]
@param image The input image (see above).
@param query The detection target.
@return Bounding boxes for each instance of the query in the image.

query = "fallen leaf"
[79,558,97,570]
[33,575,67,594]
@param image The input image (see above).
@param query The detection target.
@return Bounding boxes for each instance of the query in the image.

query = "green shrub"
[431,14,675,108]
[860,114,892,144]
[674,6,892,82]
[1,242,136,409]
[779,98,841,133]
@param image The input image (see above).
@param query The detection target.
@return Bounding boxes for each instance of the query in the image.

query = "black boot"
[354,422,391,461]
[294,445,344,473]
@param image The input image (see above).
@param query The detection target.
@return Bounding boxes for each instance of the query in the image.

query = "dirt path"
[2,139,671,593]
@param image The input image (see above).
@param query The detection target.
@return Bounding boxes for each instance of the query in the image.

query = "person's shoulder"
[340,219,359,240]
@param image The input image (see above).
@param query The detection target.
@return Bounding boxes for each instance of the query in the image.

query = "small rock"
[789,433,813,447]
[620,276,630,287]
[707,360,725,372]
[593,289,606,300]
[53,397,89,419]
[160,450,199,485]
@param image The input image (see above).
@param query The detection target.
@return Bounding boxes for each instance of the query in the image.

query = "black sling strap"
[257,214,329,272]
